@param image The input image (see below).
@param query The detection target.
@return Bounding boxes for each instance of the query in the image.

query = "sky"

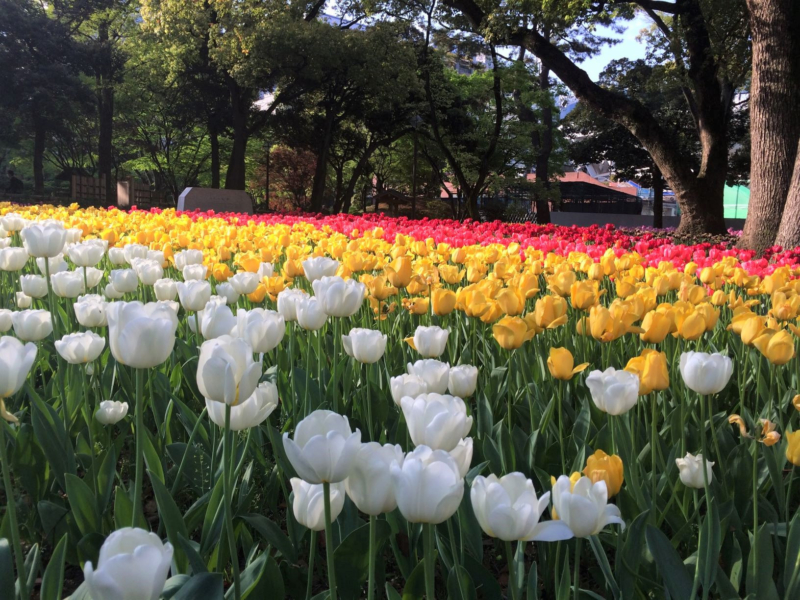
[579,12,653,81]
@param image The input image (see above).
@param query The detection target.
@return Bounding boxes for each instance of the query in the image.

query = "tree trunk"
[652,166,664,229]
[209,120,220,189]
[739,0,800,252]
[775,139,800,248]
[96,22,115,204]
[33,120,45,195]
[225,80,249,190]
[310,108,336,212]
[534,68,553,225]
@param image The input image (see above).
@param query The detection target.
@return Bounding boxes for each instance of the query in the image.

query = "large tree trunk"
[225,80,249,190]
[33,119,45,195]
[209,120,220,189]
[652,165,663,229]
[739,0,800,252]
[310,108,336,212]
[775,139,800,248]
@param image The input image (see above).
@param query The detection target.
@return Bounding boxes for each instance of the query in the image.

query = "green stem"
[558,380,565,472]
[223,405,242,600]
[448,519,466,600]
[306,530,317,600]
[423,523,436,599]
[651,393,658,517]
[131,368,144,526]
[0,421,28,599]
[752,441,759,581]
[505,540,519,600]
[573,538,582,600]
[368,515,377,600]
[323,482,339,600]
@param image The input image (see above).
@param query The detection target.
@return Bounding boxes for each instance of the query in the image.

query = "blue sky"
[579,12,652,81]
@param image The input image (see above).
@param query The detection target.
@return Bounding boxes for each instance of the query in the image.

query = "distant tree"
[251,145,317,210]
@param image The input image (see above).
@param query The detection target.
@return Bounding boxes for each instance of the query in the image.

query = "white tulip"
[295,297,328,331]
[585,368,640,415]
[235,308,285,353]
[11,310,53,342]
[173,249,204,270]
[0,213,26,232]
[449,437,474,478]
[345,442,405,515]
[36,255,68,275]
[291,479,345,531]
[67,242,104,267]
[95,400,129,425]
[312,276,365,318]
[0,235,8,250]
[257,262,274,279]
[109,269,139,294]
[74,295,109,328]
[196,335,261,406]
[104,283,124,300]
[391,446,464,524]
[401,393,473,452]
[0,247,29,271]
[107,247,126,266]
[551,475,625,538]
[206,381,279,431]
[228,272,261,295]
[675,453,714,489]
[147,250,165,266]
[679,352,734,395]
[276,288,308,322]
[154,278,178,302]
[15,293,32,309]
[200,301,237,339]
[84,267,104,289]
[448,365,478,398]
[50,271,85,298]
[83,528,173,600]
[176,280,212,312]
[55,332,105,364]
[131,258,163,286]
[106,302,178,369]
[408,325,449,358]
[182,264,207,281]
[215,283,240,306]
[407,359,450,394]
[302,256,340,282]
[0,310,11,333]
[0,336,37,400]
[471,473,574,542]
[390,374,428,407]
[283,410,362,484]
[122,244,148,264]
[20,222,66,258]
[342,328,387,364]
[20,275,48,299]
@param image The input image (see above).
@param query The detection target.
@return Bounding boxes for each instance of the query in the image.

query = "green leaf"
[173,572,224,600]
[178,533,208,575]
[224,552,267,599]
[143,430,165,484]
[447,565,477,600]
[149,470,190,574]
[23,543,40,597]
[31,394,76,490]
[696,498,720,596]
[463,553,502,598]
[241,514,297,563]
[65,474,100,536]
[333,519,392,600]
[646,524,693,599]
[589,535,620,599]
[401,560,426,600]
[0,539,14,600]
[38,500,68,537]
[41,534,68,600]
[618,510,649,599]
[746,525,778,600]
[527,560,539,600]
[784,511,800,592]
[96,447,117,513]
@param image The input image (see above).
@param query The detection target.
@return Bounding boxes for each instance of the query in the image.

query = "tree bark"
[534,65,553,225]
[739,0,800,252]
[225,80,250,190]
[310,108,336,212]
[652,165,664,229]
[775,139,800,248]
[33,119,45,195]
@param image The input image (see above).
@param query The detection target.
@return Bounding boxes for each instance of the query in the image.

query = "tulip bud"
[291,479,345,531]
[67,242,105,267]
[401,393,473,451]
[182,264,207,281]
[0,336,38,402]
[15,292,32,309]
[276,288,308,322]
[0,247,29,271]
[229,272,261,295]
[312,276,365,318]
[406,325,449,358]
[200,302,237,339]
[551,475,625,537]
[283,410,361,484]
[206,381,278,430]
[197,335,261,405]
[11,309,53,342]
[176,280,212,312]
[0,310,11,333]
[106,302,178,369]
[448,364,478,398]
[55,332,105,364]
[20,274,48,299]
[547,347,589,381]
[109,269,139,294]
[679,351,733,395]
[342,328,387,364]
[675,453,713,489]
[236,308,285,353]
[345,442,405,515]
[303,257,340,282]
[390,446,464,524]
[390,374,428,407]
[582,450,624,497]
[786,431,800,466]
[296,297,328,331]
[407,359,450,394]
[51,271,86,298]
[21,222,66,258]
[95,400,129,425]
[215,282,240,306]
[585,368,639,415]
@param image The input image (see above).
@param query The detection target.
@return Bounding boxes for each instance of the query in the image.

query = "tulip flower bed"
[2,202,800,599]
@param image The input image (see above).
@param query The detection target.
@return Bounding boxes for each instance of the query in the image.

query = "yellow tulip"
[548,270,577,297]
[366,275,398,301]
[615,278,637,298]
[212,263,233,282]
[640,311,672,344]
[674,310,706,341]
[547,347,589,380]
[583,450,624,497]
[386,256,413,288]
[402,297,430,316]
[786,431,800,466]
[493,316,535,350]
[248,283,267,304]
[432,288,457,316]
[496,287,525,316]
[752,329,796,365]
[533,295,568,330]
[406,275,430,296]
[625,349,669,395]
[793,394,800,412]
[479,300,504,324]
[570,280,600,311]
